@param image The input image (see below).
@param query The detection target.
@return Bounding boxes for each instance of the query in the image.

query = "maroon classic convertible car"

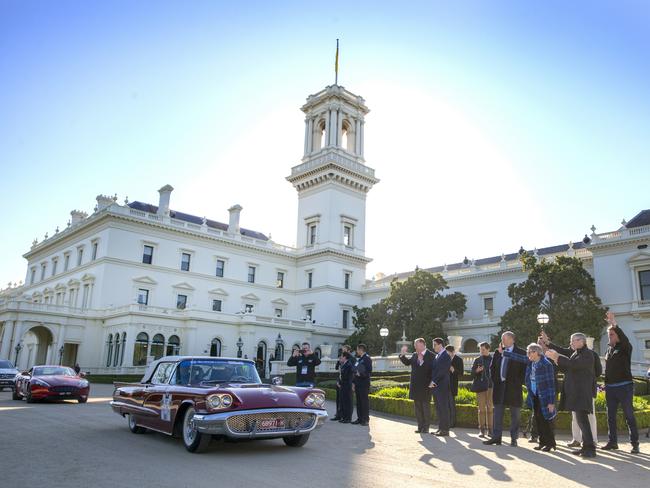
[13,365,90,403]
[110,356,328,452]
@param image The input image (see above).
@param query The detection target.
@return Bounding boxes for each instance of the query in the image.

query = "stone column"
[336,110,343,147]
[355,119,361,155]
[324,110,331,147]
[360,121,365,156]
[0,321,14,359]
[307,118,314,153]
[121,327,136,368]
[54,324,65,365]
[303,118,309,155]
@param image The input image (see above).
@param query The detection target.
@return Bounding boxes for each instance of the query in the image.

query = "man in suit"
[429,338,452,436]
[446,345,464,429]
[331,344,353,421]
[484,331,526,446]
[399,338,434,433]
[352,343,372,426]
[337,351,355,423]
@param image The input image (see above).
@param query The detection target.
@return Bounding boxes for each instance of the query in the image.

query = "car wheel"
[25,386,35,403]
[128,414,147,434]
[182,406,211,453]
[77,397,88,404]
[12,389,21,401]
[283,434,310,447]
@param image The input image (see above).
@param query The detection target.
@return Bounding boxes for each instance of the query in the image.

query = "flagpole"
[335,39,339,85]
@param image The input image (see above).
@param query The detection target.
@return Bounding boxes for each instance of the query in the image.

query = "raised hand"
[547,404,555,413]
[606,311,617,327]
[497,343,503,354]
[539,330,550,345]
[400,345,408,355]
[545,349,559,363]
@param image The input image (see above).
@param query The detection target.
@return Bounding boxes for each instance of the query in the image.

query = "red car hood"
[219,384,322,410]
[35,375,87,387]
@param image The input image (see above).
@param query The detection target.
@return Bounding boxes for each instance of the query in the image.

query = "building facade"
[1,82,649,376]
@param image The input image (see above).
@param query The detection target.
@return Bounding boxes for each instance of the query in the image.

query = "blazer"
[399,350,434,401]
[431,349,451,399]
[490,345,526,407]
[556,345,595,413]
[449,354,464,397]
[504,351,557,420]
[353,354,373,386]
[338,359,354,388]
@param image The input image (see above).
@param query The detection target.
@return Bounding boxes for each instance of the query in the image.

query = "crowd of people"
[286,312,642,455]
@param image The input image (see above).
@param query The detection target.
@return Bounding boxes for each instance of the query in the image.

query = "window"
[91,242,98,261]
[113,335,121,367]
[137,289,149,306]
[143,245,154,264]
[342,309,350,329]
[40,263,47,281]
[77,247,84,266]
[210,338,222,357]
[216,259,225,277]
[309,224,317,245]
[181,253,191,271]
[63,254,70,272]
[151,362,175,384]
[133,332,149,366]
[151,334,165,360]
[120,332,126,365]
[640,270,650,301]
[645,339,650,349]
[343,225,352,247]
[81,284,90,309]
[248,266,256,283]
[344,272,351,290]
[176,294,188,310]
[307,272,313,289]
[245,303,254,313]
[30,268,36,285]
[51,259,58,276]
[277,271,284,288]
[484,297,494,315]
[212,299,222,312]
[106,334,113,367]
[305,308,313,321]
[166,335,180,356]
[275,308,283,317]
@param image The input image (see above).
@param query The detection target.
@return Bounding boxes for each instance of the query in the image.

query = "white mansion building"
[1,83,650,376]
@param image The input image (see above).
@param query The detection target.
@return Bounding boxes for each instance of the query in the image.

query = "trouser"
[477,389,494,433]
[355,382,370,423]
[575,410,596,452]
[448,394,457,427]
[335,385,341,417]
[571,399,597,443]
[340,385,353,421]
[606,383,639,445]
[434,393,450,431]
[493,403,521,441]
[533,395,555,447]
[414,397,432,431]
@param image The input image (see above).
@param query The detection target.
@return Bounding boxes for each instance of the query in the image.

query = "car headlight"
[304,392,325,408]
[31,379,49,387]
[206,393,233,410]
[78,380,89,388]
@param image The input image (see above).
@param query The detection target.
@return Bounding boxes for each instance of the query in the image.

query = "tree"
[348,269,467,355]
[498,252,607,348]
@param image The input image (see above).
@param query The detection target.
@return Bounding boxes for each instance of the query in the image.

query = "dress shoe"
[533,445,544,451]
[351,419,362,425]
[330,417,341,421]
[542,445,557,452]
[582,451,597,458]
[600,442,618,450]
[483,438,502,445]
[414,429,422,433]
[570,449,585,456]
[434,431,449,437]
[359,421,368,426]
[631,445,640,454]
[528,437,538,443]
[566,440,581,448]
[478,432,487,439]
[339,419,351,424]
[510,440,518,447]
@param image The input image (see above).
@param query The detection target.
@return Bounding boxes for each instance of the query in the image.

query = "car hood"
[0,368,18,375]
[34,375,87,387]
[219,384,321,409]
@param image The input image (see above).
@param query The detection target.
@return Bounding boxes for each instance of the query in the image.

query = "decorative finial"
[32,238,38,247]
[621,219,627,227]
[124,196,129,204]
[463,256,469,265]
[568,241,574,249]
[443,263,448,272]
[500,253,506,261]
[201,216,207,225]
[55,226,59,233]
[67,220,71,227]
[113,193,118,202]
[590,225,596,234]
[583,234,591,244]
[44,232,48,239]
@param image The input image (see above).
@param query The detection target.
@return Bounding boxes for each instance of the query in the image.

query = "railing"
[593,224,650,243]
[291,149,375,179]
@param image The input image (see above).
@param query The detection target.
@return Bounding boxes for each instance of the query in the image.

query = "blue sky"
[1,0,649,287]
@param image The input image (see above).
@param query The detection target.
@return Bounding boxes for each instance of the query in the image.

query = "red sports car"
[13,365,90,403]
[111,356,328,453]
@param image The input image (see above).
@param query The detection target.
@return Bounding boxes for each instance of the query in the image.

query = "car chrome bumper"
[190,407,328,438]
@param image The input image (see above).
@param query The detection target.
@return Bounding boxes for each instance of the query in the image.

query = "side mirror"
[271,376,283,386]
[21,371,30,376]
[79,372,87,378]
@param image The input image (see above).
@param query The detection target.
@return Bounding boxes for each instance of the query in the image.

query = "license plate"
[59,392,72,396]
[259,418,285,429]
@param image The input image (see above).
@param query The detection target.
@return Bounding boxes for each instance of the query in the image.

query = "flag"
[335,39,339,84]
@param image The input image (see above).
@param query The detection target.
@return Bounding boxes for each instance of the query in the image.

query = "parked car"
[111,356,328,453]
[0,360,19,391]
[13,365,90,403]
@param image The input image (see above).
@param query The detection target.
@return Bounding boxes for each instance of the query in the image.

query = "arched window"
[209,338,222,357]
[106,334,113,367]
[341,119,355,153]
[256,341,267,378]
[462,338,479,353]
[275,343,285,361]
[113,334,121,367]
[314,347,322,360]
[166,335,180,356]
[313,119,326,151]
[151,334,165,360]
[133,332,149,366]
[120,332,127,366]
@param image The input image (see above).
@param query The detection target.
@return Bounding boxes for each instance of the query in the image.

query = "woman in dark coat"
[337,352,354,423]
[399,339,434,433]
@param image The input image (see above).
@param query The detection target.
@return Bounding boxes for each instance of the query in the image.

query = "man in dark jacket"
[546,332,597,458]
[429,338,452,436]
[399,338,434,433]
[484,331,526,446]
[352,344,372,426]
[337,351,354,423]
[603,312,639,454]
[446,345,464,429]
[332,345,353,421]
[287,342,321,387]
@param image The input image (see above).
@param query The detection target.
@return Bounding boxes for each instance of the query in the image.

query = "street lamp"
[236,337,244,358]
[275,333,284,360]
[379,327,389,357]
[15,343,22,364]
[59,346,65,365]
[537,313,549,331]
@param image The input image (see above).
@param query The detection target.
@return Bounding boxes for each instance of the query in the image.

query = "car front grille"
[0,374,15,379]
[50,386,78,393]
[226,412,316,434]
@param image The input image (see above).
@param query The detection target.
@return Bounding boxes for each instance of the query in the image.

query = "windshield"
[0,360,15,369]
[172,359,261,386]
[33,366,77,377]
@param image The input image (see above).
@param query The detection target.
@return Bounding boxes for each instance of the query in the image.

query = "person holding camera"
[287,342,321,387]
[471,342,493,438]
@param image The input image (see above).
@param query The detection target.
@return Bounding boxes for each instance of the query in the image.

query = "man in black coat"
[286,342,321,387]
[352,343,372,426]
[399,338,434,433]
[446,345,464,429]
[337,351,354,423]
[429,338,452,436]
[484,331,526,446]
[332,345,353,421]
[546,332,597,458]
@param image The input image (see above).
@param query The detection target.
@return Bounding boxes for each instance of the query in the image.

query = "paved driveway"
[0,384,648,487]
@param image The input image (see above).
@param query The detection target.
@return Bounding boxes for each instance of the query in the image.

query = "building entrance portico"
[16,324,55,370]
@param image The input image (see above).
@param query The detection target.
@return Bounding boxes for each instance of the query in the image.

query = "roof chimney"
[95,194,114,212]
[70,210,88,226]
[228,204,243,234]
[157,185,174,216]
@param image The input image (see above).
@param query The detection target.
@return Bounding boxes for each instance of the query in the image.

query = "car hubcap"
[129,415,137,429]
[184,408,197,444]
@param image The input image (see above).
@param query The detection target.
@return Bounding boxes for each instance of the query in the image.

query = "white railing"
[593,224,650,243]
[291,149,375,179]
